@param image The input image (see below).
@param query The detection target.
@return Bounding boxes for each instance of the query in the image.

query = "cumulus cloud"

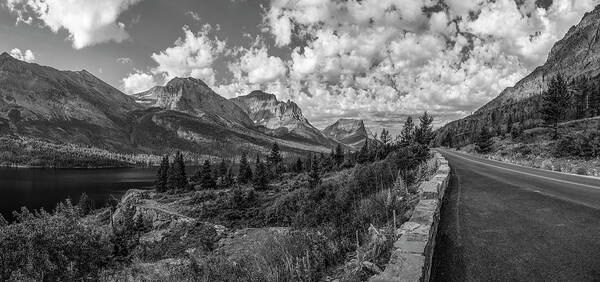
[117,57,132,64]
[121,24,226,93]
[253,0,597,129]
[239,46,287,84]
[8,48,35,62]
[5,0,143,49]
[150,25,226,85]
[122,71,156,94]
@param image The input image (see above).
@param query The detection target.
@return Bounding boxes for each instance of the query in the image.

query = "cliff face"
[134,78,254,128]
[323,119,368,150]
[231,90,337,146]
[478,5,600,112]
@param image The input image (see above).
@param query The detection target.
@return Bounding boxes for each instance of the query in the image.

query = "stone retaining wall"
[370,152,450,282]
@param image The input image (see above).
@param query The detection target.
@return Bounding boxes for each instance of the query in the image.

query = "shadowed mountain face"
[134,77,254,129]
[435,5,600,146]
[323,119,368,150]
[0,54,334,158]
[0,52,141,150]
[230,90,339,147]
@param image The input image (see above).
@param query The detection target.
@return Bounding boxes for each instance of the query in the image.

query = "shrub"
[0,202,111,281]
[575,166,588,175]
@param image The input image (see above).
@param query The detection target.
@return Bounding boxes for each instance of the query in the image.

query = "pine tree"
[415,111,434,146]
[506,115,513,134]
[573,78,589,119]
[400,116,415,145]
[334,144,344,165]
[167,151,188,190]
[199,159,216,190]
[155,155,170,192]
[238,152,252,184]
[357,141,369,164]
[541,74,569,139]
[475,129,494,154]
[268,143,282,169]
[294,157,303,172]
[218,159,228,179]
[308,155,321,188]
[253,158,269,190]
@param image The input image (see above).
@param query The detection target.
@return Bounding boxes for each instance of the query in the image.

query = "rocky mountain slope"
[323,119,368,150]
[0,52,141,150]
[435,5,600,146]
[479,5,600,112]
[134,78,254,129]
[230,90,337,146]
[0,54,333,162]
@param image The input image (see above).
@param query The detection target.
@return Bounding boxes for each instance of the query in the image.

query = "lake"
[0,167,162,221]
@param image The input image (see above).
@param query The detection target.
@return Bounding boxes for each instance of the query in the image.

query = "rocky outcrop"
[134,78,254,128]
[370,152,450,282]
[323,119,368,150]
[231,90,337,146]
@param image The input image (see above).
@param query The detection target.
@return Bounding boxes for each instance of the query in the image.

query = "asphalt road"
[431,149,600,282]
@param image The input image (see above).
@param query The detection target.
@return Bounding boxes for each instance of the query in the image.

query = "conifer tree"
[475,129,494,154]
[334,144,344,165]
[238,152,253,184]
[217,159,228,179]
[253,157,269,190]
[415,111,434,146]
[400,116,415,145]
[167,151,188,190]
[541,75,569,139]
[155,155,170,192]
[294,157,303,172]
[590,84,600,117]
[268,143,282,168]
[200,159,216,190]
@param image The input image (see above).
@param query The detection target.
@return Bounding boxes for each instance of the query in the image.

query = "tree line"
[153,111,435,193]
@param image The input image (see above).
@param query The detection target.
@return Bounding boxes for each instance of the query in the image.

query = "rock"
[362,261,383,274]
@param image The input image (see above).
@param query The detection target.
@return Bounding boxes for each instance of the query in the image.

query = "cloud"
[239,46,287,84]
[150,25,226,85]
[251,0,598,130]
[5,0,143,49]
[120,24,226,93]
[9,48,35,62]
[122,71,156,94]
[186,11,201,22]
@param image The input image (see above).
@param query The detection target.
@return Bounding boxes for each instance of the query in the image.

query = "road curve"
[431,149,600,281]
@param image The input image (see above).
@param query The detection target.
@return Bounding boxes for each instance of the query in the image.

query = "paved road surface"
[431,149,600,281]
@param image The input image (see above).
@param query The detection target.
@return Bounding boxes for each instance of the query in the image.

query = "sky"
[0,0,598,133]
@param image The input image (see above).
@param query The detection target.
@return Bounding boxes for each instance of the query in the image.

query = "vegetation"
[541,74,570,139]
[0,111,437,281]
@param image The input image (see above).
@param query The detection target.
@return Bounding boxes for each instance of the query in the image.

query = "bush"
[553,131,600,159]
[0,202,111,281]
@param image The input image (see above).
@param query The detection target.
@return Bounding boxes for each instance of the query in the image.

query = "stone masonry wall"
[370,152,450,282]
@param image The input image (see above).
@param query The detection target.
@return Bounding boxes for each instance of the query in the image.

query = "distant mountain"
[230,90,339,147]
[435,5,600,147]
[323,119,368,150]
[0,52,140,151]
[0,54,333,163]
[134,77,254,128]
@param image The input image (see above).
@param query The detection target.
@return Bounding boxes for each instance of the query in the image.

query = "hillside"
[436,5,600,147]
[0,55,335,166]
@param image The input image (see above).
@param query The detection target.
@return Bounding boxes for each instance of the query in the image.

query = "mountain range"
[0,52,368,161]
[435,5,600,146]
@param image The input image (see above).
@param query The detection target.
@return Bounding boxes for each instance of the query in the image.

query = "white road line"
[441,150,600,190]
